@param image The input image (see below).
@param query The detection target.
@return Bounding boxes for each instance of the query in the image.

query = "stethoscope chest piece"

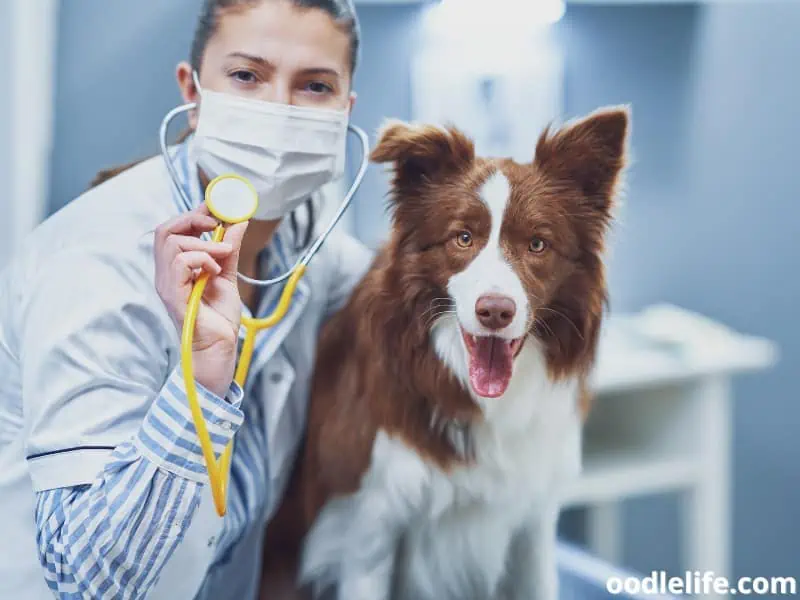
[205,174,259,224]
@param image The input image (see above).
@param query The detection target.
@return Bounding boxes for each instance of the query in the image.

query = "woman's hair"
[191,0,361,75]
[92,0,360,249]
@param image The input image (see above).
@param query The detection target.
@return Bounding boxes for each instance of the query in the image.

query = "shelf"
[562,452,699,507]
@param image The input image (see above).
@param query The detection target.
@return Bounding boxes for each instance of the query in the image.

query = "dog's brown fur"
[260,108,629,599]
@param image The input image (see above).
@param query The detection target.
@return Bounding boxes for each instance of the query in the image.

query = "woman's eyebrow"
[226,52,342,79]
[298,67,342,79]
[227,51,275,68]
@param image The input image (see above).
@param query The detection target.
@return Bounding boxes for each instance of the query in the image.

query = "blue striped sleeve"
[135,365,244,481]
[33,366,244,598]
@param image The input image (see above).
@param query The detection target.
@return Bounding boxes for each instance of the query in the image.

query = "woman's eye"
[529,237,547,254]
[305,81,334,95]
[231,70,257,84]
[455,231,473,248]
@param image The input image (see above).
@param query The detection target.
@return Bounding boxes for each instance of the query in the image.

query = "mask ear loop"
[192,70,204,97]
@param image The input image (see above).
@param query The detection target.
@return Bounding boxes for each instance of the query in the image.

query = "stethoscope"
[160,102,369,516]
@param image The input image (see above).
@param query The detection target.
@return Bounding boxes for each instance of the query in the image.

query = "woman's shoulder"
[15,155,176,268]
[5,155,177,309]
[45,154,178,245]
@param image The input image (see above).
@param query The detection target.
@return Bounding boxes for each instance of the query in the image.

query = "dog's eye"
[455,231,473,248]
[529,237,547,254]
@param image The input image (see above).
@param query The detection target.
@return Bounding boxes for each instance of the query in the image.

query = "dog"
[260,105,630,600]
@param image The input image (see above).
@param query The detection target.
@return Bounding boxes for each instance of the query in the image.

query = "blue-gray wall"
[347,5,422,249]
[47,0,200,214]
[46,0,799,582]
[0,1,12,264]
[561,3,800,582]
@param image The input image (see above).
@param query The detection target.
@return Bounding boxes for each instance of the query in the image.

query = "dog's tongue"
[468,337,514,398]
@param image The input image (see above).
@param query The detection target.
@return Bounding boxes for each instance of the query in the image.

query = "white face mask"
[191,73,349,221]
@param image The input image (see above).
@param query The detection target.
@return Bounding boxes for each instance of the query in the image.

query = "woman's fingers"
[218,221,249,282]
[164,235,234,259]
[173,251,223,286]
[155,204,218,244]
[153,205,248,341]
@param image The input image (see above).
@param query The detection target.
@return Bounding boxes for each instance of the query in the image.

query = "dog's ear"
[534,106,630,211]
[371,119,475,188]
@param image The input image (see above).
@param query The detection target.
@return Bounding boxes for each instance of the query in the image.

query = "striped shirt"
[0,135,372,599]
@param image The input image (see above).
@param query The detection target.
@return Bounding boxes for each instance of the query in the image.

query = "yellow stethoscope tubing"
[180,219,308,517]
[160,104,371,516]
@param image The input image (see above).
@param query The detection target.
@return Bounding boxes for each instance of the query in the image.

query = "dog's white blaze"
[446,171,529,342]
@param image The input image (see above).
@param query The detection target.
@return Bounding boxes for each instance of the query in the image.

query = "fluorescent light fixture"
[421,0,565,56]
[420,0,565,67]
[424,0,565,35]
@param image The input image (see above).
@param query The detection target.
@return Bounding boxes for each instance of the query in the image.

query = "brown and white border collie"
[261,105,630,600]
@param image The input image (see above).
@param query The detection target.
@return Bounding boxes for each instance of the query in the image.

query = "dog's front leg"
[325,431,428,600]
[336,492,402,600]
[497,506,560,600]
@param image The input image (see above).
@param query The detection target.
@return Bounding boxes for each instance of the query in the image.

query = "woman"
[0,0,371,598]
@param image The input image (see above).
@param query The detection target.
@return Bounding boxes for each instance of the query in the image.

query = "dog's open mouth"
[461,329,525,399]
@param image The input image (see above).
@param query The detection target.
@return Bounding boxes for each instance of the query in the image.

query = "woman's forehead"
[210,0,351,75]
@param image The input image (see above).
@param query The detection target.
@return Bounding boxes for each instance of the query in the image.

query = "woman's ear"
[371,119,475,189]
[176,61,200,129]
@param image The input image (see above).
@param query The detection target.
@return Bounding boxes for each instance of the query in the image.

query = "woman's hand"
[154,204,248,398]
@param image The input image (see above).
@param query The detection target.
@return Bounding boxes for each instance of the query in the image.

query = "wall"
[341,5,424,249]
[47,0,201,215]
[0,1,12,265]
[562,2,800,582]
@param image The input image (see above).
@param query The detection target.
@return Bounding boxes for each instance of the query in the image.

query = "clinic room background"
[2,0,798,594]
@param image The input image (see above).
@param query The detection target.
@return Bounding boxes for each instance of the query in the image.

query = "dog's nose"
[475,295,516,330]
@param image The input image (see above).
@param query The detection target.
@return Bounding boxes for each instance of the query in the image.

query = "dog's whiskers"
[424,309,457,330]
[420,297,456,330]
[536,307,584,341]
[533,317,554,337]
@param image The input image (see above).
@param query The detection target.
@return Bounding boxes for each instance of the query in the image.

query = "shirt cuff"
[134,366,244,482]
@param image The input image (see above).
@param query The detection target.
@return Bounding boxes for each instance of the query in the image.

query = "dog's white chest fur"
[301,343,583,600]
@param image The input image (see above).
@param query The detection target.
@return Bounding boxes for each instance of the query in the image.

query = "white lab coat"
[0,152,372,599]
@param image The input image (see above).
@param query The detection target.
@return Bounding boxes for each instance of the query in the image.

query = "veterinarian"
[0,0,371,598]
